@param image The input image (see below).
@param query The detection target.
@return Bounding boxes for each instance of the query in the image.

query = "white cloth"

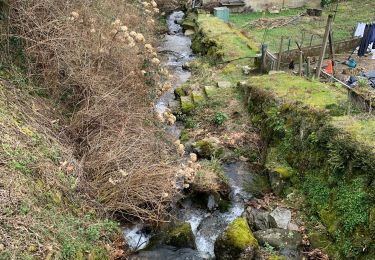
[354,23,366,37]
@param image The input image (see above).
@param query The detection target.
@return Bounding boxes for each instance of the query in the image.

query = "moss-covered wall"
[241,74,375,259]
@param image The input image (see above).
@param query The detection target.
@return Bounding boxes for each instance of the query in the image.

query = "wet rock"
[279,248,303,260]
[269,207,291,229]
[164,223,196,249]
[130,245,203,260]
[217,81,232,88]
[207,194,218,211]
[246,207,271,231]
[214,218,258,260]
[182,62,192,71]
[193,137,223,159]
[148,222,196,250]
[253,228,302,250]
[268,170,289,196]
[244,172,271,198]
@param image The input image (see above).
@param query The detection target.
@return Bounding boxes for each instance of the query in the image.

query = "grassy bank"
[0,68,122,259]
[242,74,375,258]
[230,0,375,52]
[191,13,259,62]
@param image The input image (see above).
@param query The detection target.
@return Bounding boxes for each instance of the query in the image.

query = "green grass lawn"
[230,0,375,52]
[197,15,260,60]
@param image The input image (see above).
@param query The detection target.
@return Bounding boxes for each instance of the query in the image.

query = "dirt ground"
[329,52,375,83]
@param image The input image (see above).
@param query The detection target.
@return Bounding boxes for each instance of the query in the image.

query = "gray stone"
[184,29,195,36]
[254,228,302,250]
[287,222,299,231]
[130,245,203,260]
[242,66,251,75]
[246,207,271,231]
[207,194,218,211]
[268,169,291,196]
[269,207,291,229]
[217,81,232,88]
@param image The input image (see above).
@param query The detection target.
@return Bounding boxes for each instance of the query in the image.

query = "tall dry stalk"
[5,0,179,223]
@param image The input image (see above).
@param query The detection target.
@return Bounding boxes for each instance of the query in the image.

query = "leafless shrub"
[5,0,179,223]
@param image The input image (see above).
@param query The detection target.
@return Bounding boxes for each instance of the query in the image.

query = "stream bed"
[124,11,254,259]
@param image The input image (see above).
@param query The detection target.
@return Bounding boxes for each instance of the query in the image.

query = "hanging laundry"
[358,23,375,57]
[354,23,366,37]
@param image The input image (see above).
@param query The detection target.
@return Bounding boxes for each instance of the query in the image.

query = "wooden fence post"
[315,15,333,78]
[277,36,284,71]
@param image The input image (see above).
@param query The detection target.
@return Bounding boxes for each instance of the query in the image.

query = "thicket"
[243,80,375,259]
[1,0,181,223]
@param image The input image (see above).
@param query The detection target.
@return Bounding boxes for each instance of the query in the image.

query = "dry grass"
[2,0,180,225]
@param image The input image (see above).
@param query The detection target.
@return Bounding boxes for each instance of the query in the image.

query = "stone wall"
[244,0,320,11]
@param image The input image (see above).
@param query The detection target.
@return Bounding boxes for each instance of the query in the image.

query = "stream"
[124,11,253,259]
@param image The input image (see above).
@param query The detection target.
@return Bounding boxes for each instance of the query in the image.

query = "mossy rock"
[193,138,223,159]
[191,90,205,104]
[214,218,258,260]
[369,207,375,232]
[269,255,287,260]
[164,223,196,249]
[147,222,196,250]
[308,231,334,252]
[175,84,190,98]
[204,85,217,98]
[180,96,195,113]
[244,171,271,198]
[319,208,339,236]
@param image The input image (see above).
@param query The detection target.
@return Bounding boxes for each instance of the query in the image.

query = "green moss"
[319,208,339,236]
[332,115,375,152]
[180,96,195,113]
[223,218,258,249]
[175,83,190,97]
[192,90,205,104]
[269,255,287,260]
[194,139,223,159]
[274,167,293,179]
[204,85,217,98]
[195,14,259,62]
[249,74,347,110]
[180,129,190,144]
[164,223,196,249]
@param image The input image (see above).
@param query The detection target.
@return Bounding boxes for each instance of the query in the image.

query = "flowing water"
[124,11,252,259]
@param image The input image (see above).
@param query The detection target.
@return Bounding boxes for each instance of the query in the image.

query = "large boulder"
[214,218,258,260]
[147,222,196,250]
[193,137,223,159]
[269,207,291,229]
[246,207,271,231]
[164,223,196,249]
[253,228,302,251]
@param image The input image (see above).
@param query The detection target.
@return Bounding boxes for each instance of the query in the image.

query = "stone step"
[191,90,205,104]
[204,85,218,98]
[217,81,232,88]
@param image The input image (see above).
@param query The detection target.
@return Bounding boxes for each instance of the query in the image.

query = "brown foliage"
[5,0,178,223]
